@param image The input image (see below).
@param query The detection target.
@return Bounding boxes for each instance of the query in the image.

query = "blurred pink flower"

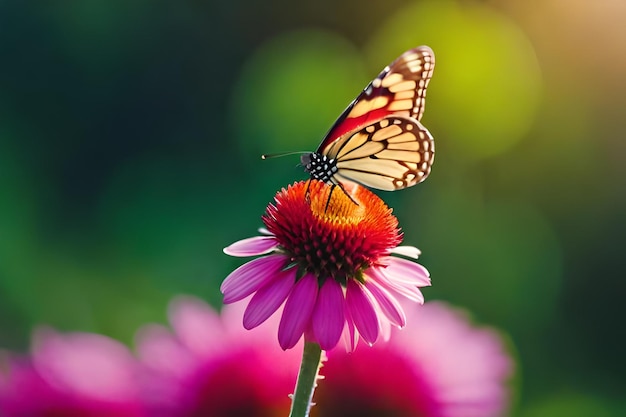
[221,180,431,351]
[314,302,514,417]
[137,296,513,417]
[135,295,301,416]
[0,328,146,417]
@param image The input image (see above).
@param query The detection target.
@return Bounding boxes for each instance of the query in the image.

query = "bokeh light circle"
[229,30,367,159]
[367,0,542,161]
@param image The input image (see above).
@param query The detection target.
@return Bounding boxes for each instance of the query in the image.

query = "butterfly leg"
[304,178,312,204]
[336,181,359,207]
[324,184,335,213]
[306,178,359,211]
[324,181,359,212]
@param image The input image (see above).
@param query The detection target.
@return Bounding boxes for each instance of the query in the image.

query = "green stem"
[289,341,323,417]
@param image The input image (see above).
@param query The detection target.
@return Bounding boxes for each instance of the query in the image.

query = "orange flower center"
[309,181,366,225]
[263,181,402,284]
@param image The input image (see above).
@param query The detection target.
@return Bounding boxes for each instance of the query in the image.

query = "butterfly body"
[301,153,338,184]
[304,46,436,193]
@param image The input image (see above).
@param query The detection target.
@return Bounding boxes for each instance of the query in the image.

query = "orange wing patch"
[340,46,435,129]
[347,96,390,119]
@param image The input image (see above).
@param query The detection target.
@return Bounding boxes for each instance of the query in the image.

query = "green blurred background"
[0,0,625,415]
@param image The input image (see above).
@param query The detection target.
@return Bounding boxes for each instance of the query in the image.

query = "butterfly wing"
[329,116,435,191]
[317,46,435,156]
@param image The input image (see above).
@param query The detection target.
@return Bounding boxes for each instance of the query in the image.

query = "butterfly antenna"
[324,185,336,213]
[261,151,309,160]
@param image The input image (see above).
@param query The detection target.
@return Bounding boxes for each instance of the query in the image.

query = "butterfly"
[300,46,435,204]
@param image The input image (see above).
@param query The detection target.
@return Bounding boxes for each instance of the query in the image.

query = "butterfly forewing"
[331,116,434,191]
[300,45,436,196]
[318,46,435,155]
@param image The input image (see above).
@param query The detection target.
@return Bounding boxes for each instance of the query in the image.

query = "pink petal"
[382,256,431,287]
[220,255,287,303]
[389,245,421,259]
[365,278,406,328]
[278,273,318,350]
[243,268,296,329]
[339,313,358,353]
[345,280,380,345]
[395,284,425,304]
[168,295,225,358]
[379,313,392,342]
[312,279,345,351]
[33,328,138,401]
[370,267,425,304]
[223,236,278,256]
[257,227,272,235]
[135,324,194,378]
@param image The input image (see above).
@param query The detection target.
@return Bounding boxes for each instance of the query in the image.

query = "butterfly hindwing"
[329,116,435,191]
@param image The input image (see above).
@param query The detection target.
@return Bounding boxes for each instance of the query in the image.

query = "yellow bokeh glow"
[367,0,542,161]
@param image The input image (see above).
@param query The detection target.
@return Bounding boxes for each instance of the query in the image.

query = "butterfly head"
[300,152,313,169]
